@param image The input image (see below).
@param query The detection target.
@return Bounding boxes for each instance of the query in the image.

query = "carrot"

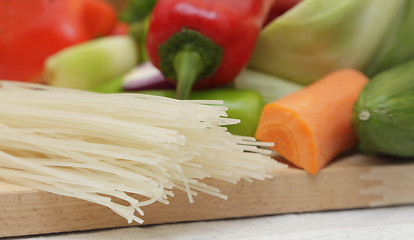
[255,69,369,174]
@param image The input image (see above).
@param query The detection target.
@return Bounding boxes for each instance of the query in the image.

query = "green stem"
[173,49,204,99]
[158,29,223,99]
[128,17,150,63]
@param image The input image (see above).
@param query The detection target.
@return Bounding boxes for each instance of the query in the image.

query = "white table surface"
[11,205,414,240]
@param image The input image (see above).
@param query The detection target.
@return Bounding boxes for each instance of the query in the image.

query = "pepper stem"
[158,29,223,99]
[173,48,204,99]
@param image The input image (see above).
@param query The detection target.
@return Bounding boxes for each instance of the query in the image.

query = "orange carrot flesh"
[255,69,369,174]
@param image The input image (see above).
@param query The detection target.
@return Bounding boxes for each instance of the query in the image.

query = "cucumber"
[352,60,414,157]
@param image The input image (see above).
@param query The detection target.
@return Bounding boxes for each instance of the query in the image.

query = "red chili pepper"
[146,0,275,99]
[0,0,117,83]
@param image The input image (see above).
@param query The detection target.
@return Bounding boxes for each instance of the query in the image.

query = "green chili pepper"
[138,88,264,137]
[93,80,264,136]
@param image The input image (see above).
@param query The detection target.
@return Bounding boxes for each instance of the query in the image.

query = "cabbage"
[234,68,304,103]
[248,0,405,85]
[363,0,414,77]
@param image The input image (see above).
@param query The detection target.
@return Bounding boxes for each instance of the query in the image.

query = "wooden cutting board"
[1,153,414,238]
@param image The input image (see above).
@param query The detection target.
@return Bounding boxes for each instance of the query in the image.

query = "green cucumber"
[352,60,414,157]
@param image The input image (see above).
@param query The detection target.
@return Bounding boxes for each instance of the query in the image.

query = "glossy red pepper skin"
[264,0,303,26]
[0,0,117,83]
[146,0,275,90]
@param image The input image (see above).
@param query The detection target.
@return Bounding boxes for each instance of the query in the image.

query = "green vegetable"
[128,17,150,63]
[249,0,405,85]
[92,76,124,93]
[44,36,138,90]
[137,88,264,137]
[352,60,414,157]
[234,68,304,103]
[119,0,157,24]
[363,0,414,77]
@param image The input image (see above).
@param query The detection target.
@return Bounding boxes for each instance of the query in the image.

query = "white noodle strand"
[0,81,286,223]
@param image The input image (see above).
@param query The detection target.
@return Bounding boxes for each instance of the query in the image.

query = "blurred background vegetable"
[44,36,138,90]
[118,0,157,23]
[92,61,173,93]
[117,0,158,63]
[363,0,414,77]
[249,0,406,85]
[234,68,304,103]
[122,62,174,91]
[0,0,117,83]
[263,0,302,26]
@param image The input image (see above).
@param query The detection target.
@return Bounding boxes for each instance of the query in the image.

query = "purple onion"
[122,62,175,91]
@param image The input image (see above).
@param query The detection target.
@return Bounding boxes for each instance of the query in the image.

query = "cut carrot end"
[255,68,369,174]
[256,103,319,174]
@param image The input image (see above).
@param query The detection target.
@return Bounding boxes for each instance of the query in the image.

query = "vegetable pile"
[0,0,119,83]
[1,0,414,222]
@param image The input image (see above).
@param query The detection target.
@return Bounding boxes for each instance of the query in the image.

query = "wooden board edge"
[1,154,414,237]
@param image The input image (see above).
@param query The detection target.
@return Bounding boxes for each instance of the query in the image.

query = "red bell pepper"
[146,0,275,99]
[0,0,117,83]
[263,0,303,26]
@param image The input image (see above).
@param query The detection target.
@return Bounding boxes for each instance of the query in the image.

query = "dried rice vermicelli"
[0,81,286,223]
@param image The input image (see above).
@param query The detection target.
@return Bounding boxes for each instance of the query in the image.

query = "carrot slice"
[255,69,369,174]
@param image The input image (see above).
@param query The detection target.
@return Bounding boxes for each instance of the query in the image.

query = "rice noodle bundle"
[0,81,286,223]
